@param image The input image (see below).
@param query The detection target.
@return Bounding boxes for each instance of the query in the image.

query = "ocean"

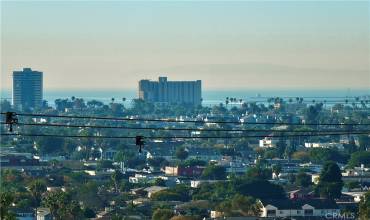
[1,89,369,107]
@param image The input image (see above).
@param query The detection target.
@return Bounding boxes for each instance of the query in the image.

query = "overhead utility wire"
[1,121,369,133]
[1,131,369,139]
[1,112,369,126]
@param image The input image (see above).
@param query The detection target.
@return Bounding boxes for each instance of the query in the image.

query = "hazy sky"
[1,1,369,90]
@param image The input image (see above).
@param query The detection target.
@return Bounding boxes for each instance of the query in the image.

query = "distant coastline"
[1,88,369,107]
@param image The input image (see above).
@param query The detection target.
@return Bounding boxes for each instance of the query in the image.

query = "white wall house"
[259,138,278,148]
[304,142,344,149]
[259,199,340,218]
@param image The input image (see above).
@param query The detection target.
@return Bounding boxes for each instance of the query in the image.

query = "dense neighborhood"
[1,95,370,220]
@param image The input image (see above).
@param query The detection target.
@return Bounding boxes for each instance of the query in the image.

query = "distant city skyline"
[1,1,369,90]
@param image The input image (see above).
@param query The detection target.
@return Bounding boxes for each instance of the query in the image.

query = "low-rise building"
[11,208,34,220]
[0,153,44,171]
[164,166,204,177]
[186,147,222,161]
[288,188,314,200]
[190,180,224,188]
[304,142,344,149]
[259,138,278,148]
[259,199,340,218]
[36,207,52,220]
[144,186,168,198]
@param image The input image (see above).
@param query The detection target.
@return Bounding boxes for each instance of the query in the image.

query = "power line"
[1,121,369,133]
[1,131,369,140]
[2,112,369,126]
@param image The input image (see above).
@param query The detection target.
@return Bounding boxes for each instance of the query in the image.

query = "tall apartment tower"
[138,77,202,106]
[13,68,43,110]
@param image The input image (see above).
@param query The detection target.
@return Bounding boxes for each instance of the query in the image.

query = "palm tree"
[111,170,124,193]
[360,100,366,109]
[29,179,47,206]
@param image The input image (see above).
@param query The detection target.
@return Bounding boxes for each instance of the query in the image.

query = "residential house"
[10,208,34,220]
[259,138,278,148]
[144,186,168,198]
[130,186,168,198]
[165,166,204,177]
[288,188,314,200]
[0,153,43,171]
[100,148,117,161]
[304,142,344,150]
[190,180,224,188]
[36,208,52,220]
[342,191,367,203]
[259,199,340,218]
[186,147,222,161]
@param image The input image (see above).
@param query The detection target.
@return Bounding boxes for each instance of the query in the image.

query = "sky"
[1,1,369,91]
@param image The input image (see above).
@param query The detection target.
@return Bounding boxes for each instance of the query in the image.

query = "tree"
[42,190,83,220]
[359,191,370,220]
[97,160,114,170]
[315,162,343,199]
[236,179,285,199]
[291,151,310,162]
[231,194,262,216]
[216,199,233,216]
[180,159,206,167]
[148,157,169,168]
[29,179,47,206]
[154,178,166,187]
[176,147,188,161]
[83,207,96,218]
[151,185,190,202]
[309,148,348,164]
[295,171,312,188]
[216,194,261,217]
[74,182,104,210]
[0,192,15,220]
[170,216,198,220]
[304,105,322,124]
[152,209,174,220]
[151,191,183,201]
[201,165,226,180]
[275,140,287,158]
[245,166,271,180]
[37,136,64,155]
[348,151,370,168]
[111,170,124,193]
[0,100,12,112]
[358,135,370,151]
[272,164,282,178]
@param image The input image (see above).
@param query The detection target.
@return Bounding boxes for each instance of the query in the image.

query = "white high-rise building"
[138,77,202,106]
